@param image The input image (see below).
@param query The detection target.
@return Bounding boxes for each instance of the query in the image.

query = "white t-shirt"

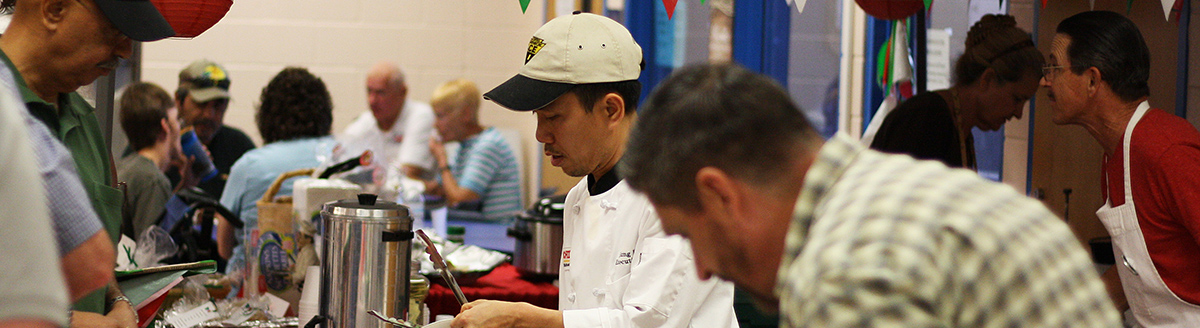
[337,100,436,176]
[558,178,739,328]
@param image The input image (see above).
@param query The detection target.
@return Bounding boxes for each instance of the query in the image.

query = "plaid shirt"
[777,135,1120,327]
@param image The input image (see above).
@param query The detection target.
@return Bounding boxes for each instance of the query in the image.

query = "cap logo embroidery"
[526,36,546,64]
[204,65,227,81]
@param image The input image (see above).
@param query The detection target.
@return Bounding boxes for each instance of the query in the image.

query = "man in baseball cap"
[177,59,232,143]
[454,12,739,328]
[0,0,173,326]
[175,59,256,200]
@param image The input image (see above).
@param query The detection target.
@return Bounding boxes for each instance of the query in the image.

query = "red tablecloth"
[426,263,558,317]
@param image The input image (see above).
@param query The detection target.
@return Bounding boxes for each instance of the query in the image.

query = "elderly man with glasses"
[0,0,174,327]
[1042,11,1200,326]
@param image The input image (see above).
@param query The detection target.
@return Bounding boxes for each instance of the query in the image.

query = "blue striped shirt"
[453,128,521,220]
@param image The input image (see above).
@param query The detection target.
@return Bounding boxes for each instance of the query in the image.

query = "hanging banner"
[664,0,679,19]
[1161,0,1177,20]
[786,0,809,14]
[876,21,911,97]
[863,20,913,146]
[520,0,531,13]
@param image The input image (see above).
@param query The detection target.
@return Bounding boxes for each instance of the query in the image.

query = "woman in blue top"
[218,67,336,291]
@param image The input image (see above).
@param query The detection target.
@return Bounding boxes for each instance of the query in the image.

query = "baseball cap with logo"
[178,60,231,103]
[93,0,175,42]
[484,12,643,111]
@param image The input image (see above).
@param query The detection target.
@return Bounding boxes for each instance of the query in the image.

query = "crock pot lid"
[517,209,564,223]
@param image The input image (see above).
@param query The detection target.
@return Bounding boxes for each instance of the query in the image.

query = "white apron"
[1096,102,1200,327]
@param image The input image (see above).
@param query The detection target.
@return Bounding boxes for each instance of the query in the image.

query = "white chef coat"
[558,178,739,328]
[337,100,436,174]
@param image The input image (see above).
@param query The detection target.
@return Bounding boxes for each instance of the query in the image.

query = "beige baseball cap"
[484,12,643,111]
[178,60,231,103]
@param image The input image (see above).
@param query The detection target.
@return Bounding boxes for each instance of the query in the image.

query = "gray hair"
[368,61,406,89]
[1057,11,1150,102]
[621,63,819,211]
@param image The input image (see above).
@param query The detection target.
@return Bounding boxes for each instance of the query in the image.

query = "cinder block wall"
[141,0,551,197]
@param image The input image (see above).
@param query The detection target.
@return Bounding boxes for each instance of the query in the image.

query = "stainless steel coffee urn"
[311,194,412,328]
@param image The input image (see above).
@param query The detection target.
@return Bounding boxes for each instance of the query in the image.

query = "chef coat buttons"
[572,205,581,215]
[592,288,605,297]
[567,293,576,302]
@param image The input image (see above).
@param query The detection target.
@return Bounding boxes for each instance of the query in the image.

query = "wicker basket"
[245,168,314,312]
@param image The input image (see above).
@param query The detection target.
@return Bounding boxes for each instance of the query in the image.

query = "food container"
[506,195,565,279]
[247,168,314,309]
[309,194,412,328]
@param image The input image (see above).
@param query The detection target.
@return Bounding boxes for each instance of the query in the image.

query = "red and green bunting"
[515,0,1179,22]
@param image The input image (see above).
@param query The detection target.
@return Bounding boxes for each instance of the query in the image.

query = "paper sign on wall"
[926,28,952,91]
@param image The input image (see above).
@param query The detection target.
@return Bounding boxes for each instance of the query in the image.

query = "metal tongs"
[416,229,469,306]
[368,309,418,327]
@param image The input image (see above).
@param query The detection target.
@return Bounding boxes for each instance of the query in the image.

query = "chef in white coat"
[451,12,739,328]
[1043,11,1200,326]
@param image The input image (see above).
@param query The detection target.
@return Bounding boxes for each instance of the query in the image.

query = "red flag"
[663,0,679,19]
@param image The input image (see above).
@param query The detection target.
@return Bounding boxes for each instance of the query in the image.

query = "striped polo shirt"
[453,127,521,220]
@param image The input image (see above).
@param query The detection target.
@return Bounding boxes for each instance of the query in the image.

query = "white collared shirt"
[337,100,435,173]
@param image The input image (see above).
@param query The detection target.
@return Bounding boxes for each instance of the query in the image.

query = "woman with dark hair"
[871,14,1043,169]
[218,67,335,284]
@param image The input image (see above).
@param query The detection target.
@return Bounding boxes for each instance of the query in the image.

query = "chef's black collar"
[587,168,621,196]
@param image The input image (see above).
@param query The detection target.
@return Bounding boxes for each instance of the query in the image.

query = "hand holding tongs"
[416,229,469,306]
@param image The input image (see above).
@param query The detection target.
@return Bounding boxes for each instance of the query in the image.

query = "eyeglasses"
[1042,65,1082,79]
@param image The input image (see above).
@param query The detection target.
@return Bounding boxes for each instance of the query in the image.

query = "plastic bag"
[159,275,215,324]
[134,225,178,269]
[159,277,276,326]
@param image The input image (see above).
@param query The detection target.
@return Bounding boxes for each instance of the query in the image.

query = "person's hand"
[423,179,445,197]
[452,300,561,328]
[69,311,121,328]
[107,299,138,328]
[173,154,198,192]
[453,300,522,328]
[429,138,448,168]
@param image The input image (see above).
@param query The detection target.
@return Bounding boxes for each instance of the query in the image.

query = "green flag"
[520,0,531,13]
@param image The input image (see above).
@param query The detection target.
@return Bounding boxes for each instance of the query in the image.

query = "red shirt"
[1102,108,1200,305]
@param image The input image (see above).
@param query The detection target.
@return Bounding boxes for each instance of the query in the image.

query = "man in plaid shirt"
[621,63,1120,327]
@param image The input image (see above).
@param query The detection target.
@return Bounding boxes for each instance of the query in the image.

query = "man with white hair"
[338,61,436,184]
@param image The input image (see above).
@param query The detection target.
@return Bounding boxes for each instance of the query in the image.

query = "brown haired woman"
[870,14,1044,169]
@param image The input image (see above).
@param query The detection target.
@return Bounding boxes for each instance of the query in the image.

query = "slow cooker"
[507,194,566,279]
